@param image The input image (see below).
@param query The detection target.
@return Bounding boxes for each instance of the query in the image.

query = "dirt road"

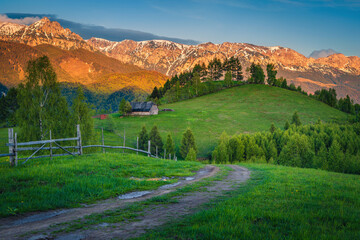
[0,165,250,240]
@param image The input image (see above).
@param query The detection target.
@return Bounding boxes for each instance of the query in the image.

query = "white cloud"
[0,14,40,25]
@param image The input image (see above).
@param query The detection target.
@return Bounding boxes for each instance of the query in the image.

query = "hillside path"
[0,165,250,240]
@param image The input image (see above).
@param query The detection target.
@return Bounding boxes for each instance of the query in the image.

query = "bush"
[185,148,197,161]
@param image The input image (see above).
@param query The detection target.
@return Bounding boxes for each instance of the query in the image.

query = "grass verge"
[0,153,202,217]
[138,164,360,239]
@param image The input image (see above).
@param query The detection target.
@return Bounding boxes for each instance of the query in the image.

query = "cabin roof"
[130,101,156,112]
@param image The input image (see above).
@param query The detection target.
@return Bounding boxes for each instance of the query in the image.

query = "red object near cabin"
[92,114,108,120]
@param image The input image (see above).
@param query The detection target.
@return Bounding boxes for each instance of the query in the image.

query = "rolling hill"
[96,84,349,158]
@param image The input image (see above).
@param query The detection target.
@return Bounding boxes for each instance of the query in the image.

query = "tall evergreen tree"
[266,64,277,86]
[212,132,229,163]
[248,63,265,84]
[280,78,288,88]
[224,71,233,87]
[149,125,163,155]
[291,111,302,126]
[119,98,126,114]
[164,133,175,156]
[180,128,197,159]
[228,136,245,163]
[192,72,201,95]
[138,126,149,150]
[270,123,276,133]
[72,87,95,145]
[234,58,243,81]
[284,120,290,130]
[16,56,72,141]
[149,86,160,100]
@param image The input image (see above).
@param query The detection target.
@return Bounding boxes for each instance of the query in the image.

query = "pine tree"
[284,120,290,130]
[228,136,245,163]
[138,126,148,150]
[266,64,277,86]
[119,98,126,114]
[280,78,288,88]
[164,133,175,156]
[249,63,265,84]
[224,71,233,87]
[291,111,302,126]
[124,101,132,114]
[192,72,201,95]
[72,87,95,145]
[270,123,276,133]
[149,125,163,155]
[16,56,72,141]
[180,128,197,159]
[149,87,160,100]
[185,148,197,161]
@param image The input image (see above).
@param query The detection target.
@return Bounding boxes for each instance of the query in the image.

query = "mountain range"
[0,18,166,94]
[0,17,359,103]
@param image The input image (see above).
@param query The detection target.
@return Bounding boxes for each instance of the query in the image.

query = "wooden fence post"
[137,137,139,155]
[49,130,52,161]
[14,133,18,166]
[123,128,125,153]
[148,140,151,157]
[8,128,14,166]
[102,128,105,153]
[169,153,171,160]
[156,146,158,158]
[164,149,166,160]
[77,124,82,155]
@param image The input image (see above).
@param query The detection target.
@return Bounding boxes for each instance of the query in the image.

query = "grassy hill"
[96,84,349,158]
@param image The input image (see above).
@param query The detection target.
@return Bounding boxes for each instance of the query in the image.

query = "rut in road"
[55,165,250,240]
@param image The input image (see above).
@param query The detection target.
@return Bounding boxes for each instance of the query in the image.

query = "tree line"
[212,112,360,174]
[137,125,197,161]
[148,57,244,104]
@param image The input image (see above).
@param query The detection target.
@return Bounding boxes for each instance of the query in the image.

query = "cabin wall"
[130,111,151,116]
[149,105,159,115]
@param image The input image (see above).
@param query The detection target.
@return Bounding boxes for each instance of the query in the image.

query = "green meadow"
[140,163,360,240]
[0,153,201,217]
[96,85,348,157]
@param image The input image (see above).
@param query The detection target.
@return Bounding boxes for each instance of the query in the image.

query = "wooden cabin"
[130,101,158,116]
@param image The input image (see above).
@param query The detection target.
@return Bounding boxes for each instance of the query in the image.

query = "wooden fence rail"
[2,125,178,166]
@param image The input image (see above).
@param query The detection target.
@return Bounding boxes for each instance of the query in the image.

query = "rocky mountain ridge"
[0,17,93,51]
[87,37,360,102]
[1,17,359,102]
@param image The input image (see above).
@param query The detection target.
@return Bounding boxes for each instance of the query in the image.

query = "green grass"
[96,85,348,157]
[0,153,202,217]
[139,164,360,240]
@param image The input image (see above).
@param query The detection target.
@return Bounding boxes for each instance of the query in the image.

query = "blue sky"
[1,0,360,57]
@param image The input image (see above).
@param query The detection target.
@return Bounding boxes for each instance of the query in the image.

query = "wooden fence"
[3,125,176,166]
